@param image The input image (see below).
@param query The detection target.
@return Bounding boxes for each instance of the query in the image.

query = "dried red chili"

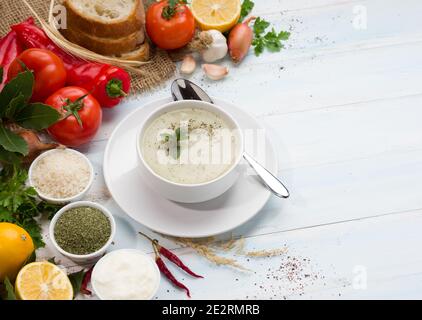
[138,232,203,278]
[158,245,203,278]
[80,266,94,296]
[156,256,191,298]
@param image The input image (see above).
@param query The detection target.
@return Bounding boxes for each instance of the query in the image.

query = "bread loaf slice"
[64,0,145,38]
[62,27,145,55]
[111,42,150,61]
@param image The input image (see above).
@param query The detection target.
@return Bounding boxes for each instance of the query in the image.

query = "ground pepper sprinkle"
[54,206,111,255]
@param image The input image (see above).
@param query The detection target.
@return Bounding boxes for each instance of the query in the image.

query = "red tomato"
[146,1,195,50]
[8,48,66,102]
[45,87,102,147]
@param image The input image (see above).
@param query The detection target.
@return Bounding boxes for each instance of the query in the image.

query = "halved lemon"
[15,262,73,300]
[191,0,241,32]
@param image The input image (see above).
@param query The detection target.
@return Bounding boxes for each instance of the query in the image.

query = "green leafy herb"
[162,127,188,159]
[69,269,85,298]
[0,71,34,116]
[252,17,290,56]
[3,277,16,300]
[0,68,61,164]
[162,0,187,20]
[14,103,61,130]
[0,123,28,155]
[240,0,254,22]
[5,94,26,120]
[253,17,270,36]
[0,145,21,164]
[0,165,62,248]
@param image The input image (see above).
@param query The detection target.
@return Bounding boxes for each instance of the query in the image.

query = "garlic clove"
[180,55,196,74]
[202,64,229,81]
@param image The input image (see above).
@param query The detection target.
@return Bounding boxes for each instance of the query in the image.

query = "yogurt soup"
[141,107,241,184]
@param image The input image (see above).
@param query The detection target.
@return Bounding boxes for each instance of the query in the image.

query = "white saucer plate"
[103,97,278,238]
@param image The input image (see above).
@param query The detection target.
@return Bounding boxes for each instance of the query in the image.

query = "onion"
[19,130,61,163]
[228,17,256,63]
[6,124,62,164]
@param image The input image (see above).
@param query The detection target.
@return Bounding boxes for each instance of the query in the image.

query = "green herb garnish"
[252,17,290,56]
[0,67,60,162]
[162,0,188,20]
[240,0,255,22]
[161,126,188,159]
[0,165,62,248]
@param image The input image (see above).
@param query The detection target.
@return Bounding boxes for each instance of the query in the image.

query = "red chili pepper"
[0,30,23,90]
[67,63,130,108]
[156,256,191,298]
[158,245,203,278]
[139,232,203,278]
[80,266,94,296]
[11,18,84,71]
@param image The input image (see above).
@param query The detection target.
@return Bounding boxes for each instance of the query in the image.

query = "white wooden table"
[39,0,422,299]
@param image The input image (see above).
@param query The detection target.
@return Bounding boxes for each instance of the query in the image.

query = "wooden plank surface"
[36,0,422,299]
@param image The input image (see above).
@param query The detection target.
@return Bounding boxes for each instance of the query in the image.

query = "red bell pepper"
[11,18,84,72]
[0,30,23,90]
[68,63,130,108]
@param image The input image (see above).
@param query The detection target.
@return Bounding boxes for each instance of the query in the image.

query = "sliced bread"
[61,27,145,55]
[111,42,150,61]
[64,0,145,38]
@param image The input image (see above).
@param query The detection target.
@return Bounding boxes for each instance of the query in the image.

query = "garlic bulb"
[201,30,228,63]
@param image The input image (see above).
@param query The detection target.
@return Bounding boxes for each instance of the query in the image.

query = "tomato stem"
[62,94,87,128]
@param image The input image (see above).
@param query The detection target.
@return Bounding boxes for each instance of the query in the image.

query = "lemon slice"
[15,262,73,300]
[191,0,241,32]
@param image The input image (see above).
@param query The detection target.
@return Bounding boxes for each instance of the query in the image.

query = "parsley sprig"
[0,164,62,248]
[239,1,291,56]
[252,17,290,56]
[239,0,254,22]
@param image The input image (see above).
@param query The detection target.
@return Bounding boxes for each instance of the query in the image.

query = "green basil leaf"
[0,146,22,164]
[5,93,26,120]
[14,103,61,130]
[68,269,85,298]
[0,71,34,117]
[3,277,16,300]
[0,123,28,155]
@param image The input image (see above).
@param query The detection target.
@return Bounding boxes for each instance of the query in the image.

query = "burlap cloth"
[0,0,176,94]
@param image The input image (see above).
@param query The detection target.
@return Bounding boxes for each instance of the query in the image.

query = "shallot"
[6,124,61,163]
[202,64,229,81]
[228,16,256,63]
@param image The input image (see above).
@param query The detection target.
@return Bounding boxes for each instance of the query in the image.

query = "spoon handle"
[243,152,290,198]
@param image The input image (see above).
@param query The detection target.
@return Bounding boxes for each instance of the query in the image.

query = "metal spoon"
[171,78,290,198]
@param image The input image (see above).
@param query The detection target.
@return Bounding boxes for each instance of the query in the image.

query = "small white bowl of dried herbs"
[49,201,116,263]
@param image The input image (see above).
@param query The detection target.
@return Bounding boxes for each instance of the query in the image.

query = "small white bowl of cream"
[91,249,161,300]
[29,148,94,204]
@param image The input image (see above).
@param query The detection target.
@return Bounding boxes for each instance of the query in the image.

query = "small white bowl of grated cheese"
[29,148,94,204]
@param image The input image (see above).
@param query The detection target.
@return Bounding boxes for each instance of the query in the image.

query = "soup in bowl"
[136,100,243,203]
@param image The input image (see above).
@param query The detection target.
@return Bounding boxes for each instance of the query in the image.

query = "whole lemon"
[0,222,34,281]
